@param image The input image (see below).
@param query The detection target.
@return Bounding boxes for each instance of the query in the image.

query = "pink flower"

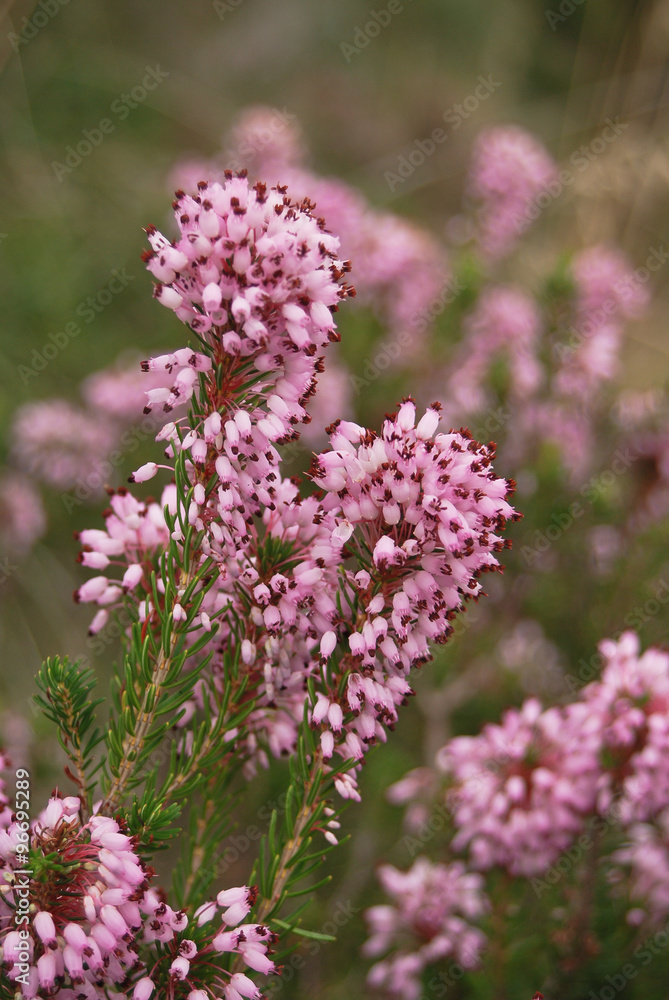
[612,810,669,926]
[0,473,45,557]
[364,859,488,1000]
[467,126,558,259]
[11,400,117,491]
[308,399,517,795]
[442,286,542,425]
[172,106,450,352]
[580,632,669,822]
[438,698,599,876]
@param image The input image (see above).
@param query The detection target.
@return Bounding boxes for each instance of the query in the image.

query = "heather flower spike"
[1,169,518,999]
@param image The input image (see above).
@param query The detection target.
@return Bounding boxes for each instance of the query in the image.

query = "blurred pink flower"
[11,400,117,492]
[364,858,488,1000]
[442,285,542,424]
[437,698,599,876]
[0,472,45,556]
[467,126,558,260]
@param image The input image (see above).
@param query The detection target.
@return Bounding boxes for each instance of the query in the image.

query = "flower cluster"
[71,172,518,798]
[58,165,520,1000]
[144,174,352,417]
[171,107,449,354]
[0,790,276,999]
[442,286,542,424]
[580,631,669,822]
[374,631,669,952]
[433,633,669,875]
[76,399,518,791]
[0,472,45,558]
[309,399,517,789]
[11,400,118,492]
[555,245,650,396]
[363,859,488,1000]
[74,484,175,635]
[437,698,598,876]
[466,126,558,260]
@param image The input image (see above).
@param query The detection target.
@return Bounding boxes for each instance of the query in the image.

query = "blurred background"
[2,1,669,997]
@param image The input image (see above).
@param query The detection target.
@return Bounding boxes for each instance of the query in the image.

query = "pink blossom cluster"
[580,630,669,823]
[441,286,542,424]
[75,405,516,794]
[555,245,650,397]
[143,174,351,412]
[360,634,669,990]
[523,246,649,481]
[310,399,517,790]
[363,859,488,1000]
[11,400,118,491]
[74,476,341,779]
[0,472,46,557]
[0,790,276,999]
[437,698,598,876]
[74,483,176,635]
[391,633,669,885]
[74,481,344,778]
[171,106,450,355]
[466,126,558,260]
[612,810,669,927]
[0,357,173,557]
[72,175,517,795]
[433,242,649,485]
[141,175,353,546]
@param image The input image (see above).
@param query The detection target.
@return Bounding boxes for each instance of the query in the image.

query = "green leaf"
[272,919,336,942]
[34,657,103,806]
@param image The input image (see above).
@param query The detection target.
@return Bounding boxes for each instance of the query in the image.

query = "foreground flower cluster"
[0,169,518,999]
[73,175,517,799]
[0,789,275,998]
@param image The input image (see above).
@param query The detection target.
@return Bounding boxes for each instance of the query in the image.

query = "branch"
[101,561,198,815]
